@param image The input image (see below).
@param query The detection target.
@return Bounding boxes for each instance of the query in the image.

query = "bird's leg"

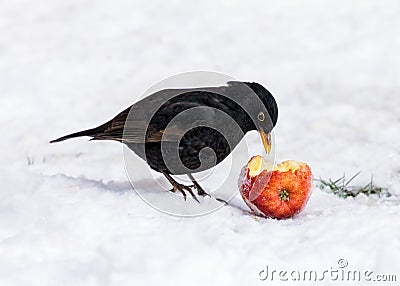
[162,172,200,203]
[187,174,209,197]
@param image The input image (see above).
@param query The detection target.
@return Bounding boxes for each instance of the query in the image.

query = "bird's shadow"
[48,173,260,217]
[48,173,165,195]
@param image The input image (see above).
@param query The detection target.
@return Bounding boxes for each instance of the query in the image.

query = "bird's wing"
[93,92,218,143]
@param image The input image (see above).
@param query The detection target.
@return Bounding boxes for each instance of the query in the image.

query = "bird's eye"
[257,112,265,122]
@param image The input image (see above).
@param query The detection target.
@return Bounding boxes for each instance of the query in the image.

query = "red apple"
[238,156,313,219]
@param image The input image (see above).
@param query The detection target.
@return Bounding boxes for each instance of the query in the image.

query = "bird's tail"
[50,126,102,143]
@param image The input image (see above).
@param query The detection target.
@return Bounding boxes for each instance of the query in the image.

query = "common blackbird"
[51,81,278,201]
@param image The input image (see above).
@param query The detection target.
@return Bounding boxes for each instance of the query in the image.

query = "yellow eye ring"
[257,112,265,122]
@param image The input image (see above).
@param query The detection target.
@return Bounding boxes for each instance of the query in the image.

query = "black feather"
[50,81,278,175]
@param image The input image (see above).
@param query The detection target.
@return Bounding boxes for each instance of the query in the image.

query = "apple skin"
[238,156,313,219]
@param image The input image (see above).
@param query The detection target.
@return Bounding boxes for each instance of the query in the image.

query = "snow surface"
[1,0,400,285]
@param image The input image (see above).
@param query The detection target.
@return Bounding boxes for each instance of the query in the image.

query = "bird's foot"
[187,174,209,197]
[193,184,209,197]
[186,174,227,204]
[189,180,228,204]
[169,184,200,203]
[163,172,200,203]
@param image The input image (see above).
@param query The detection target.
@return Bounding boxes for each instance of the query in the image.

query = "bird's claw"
[164,173,219,204]
[189,179,210,197]
[196,187,209,197]
[169,184,200,203]
[190,180,227,204]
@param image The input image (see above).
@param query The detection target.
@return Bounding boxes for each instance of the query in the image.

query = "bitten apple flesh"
[238,156,313,219]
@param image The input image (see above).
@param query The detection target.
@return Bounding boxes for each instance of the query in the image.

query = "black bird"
[51,81,278,201]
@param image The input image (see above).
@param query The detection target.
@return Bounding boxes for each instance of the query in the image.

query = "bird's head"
[243,82,278,154]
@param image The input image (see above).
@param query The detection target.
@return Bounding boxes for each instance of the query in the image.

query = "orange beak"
[259,130,272,154]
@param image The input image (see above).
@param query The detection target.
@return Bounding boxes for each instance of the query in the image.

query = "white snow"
[1,0,399,285]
